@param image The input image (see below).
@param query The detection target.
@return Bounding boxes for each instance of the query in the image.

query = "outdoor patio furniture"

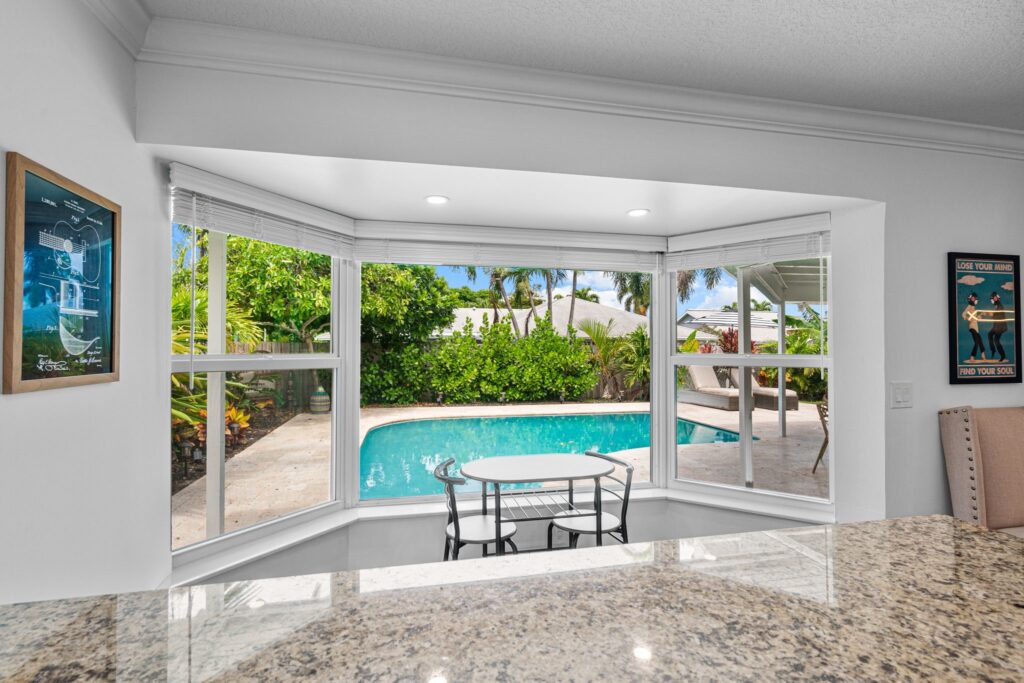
[939,406,1024,539]
[547,451,633,549]
[460,454,614,553]
[434,458,518,560]
[727,368,799,411]
[813,401,829,473]
[677,365,739,411]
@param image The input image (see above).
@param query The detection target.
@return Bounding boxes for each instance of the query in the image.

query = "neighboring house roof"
[677,309,780,344]
[440,298,694,339]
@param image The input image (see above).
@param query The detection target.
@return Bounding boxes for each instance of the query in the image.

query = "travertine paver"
[172,401,825,548]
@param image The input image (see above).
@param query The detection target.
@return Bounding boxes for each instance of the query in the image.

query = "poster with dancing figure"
[948,252,1020,384]
[4,153,120,393]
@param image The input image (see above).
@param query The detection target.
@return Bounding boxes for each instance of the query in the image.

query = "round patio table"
[461,454,614,555]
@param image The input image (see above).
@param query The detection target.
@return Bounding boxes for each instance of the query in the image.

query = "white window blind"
[354,239,659,272]
[665,231,830,271]
[170,163,354,258]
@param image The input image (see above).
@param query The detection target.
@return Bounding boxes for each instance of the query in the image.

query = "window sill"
[171,485,831,586]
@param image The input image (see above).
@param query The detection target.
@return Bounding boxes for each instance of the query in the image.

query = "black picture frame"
[948,252,1021,384]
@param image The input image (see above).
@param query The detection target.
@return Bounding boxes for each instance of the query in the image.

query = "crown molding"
[137,18,1024,161]
[81,0,151,57]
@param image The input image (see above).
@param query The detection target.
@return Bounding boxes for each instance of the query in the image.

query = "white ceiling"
[139,0,1024,130]
[148,145,869,236]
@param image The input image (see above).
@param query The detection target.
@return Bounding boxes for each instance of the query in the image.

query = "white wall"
[136,62,1024,520]
[0,0,169,604]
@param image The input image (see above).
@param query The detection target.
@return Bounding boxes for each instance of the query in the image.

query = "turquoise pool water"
[360,412,740,499]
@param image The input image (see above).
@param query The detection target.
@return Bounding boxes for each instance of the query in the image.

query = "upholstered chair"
[938,406,1024,539]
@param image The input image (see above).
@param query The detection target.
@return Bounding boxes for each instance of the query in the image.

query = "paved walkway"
[173,401,826,548]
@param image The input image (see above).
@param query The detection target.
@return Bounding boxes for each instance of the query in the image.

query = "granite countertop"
[1,515,1022,681]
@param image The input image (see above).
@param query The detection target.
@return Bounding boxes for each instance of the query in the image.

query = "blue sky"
[172,226,803,319]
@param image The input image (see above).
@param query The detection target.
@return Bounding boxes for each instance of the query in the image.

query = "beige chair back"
[939,406,1024,530]
[687,365,721,390]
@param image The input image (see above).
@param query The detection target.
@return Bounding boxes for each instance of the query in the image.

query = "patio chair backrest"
[433,458,465,539]
[584,450,634,526]
[687,364,722,390]
[728,367,764,389]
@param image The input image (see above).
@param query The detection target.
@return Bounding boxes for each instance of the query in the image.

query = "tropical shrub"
[619,326,651,399]
[428,316,596,404]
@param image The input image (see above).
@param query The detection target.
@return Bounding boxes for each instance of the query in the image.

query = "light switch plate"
[889,381,913,409]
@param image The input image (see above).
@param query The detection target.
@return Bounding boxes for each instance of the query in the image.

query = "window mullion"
[206,231,228,539]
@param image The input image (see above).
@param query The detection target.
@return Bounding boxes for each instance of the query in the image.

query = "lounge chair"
[677,365,739,411]
[728,369,799,411]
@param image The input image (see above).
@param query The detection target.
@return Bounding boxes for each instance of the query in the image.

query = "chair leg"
[452,543,461,561]
[506,539,519,554]
[620,525,628,545]
[443,537,451,562]
[547,522,554,550]
[482,544,488,557]
[569,533,579,549]
[812,437,829,473]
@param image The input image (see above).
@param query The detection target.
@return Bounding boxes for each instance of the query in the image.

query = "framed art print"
[3,153,121,393]
[948,252,1020,384]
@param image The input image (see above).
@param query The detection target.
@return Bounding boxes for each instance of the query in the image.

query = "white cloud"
[1002,281,1014,291]
[575,271,617,290]
[694,285,737,311]
[959,275,986,286]
[552,286,625,309]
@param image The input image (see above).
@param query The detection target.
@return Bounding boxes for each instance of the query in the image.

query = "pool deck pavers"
[173,401,827,548]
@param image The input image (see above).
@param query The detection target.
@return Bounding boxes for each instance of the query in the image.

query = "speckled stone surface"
[1,515,1022,681]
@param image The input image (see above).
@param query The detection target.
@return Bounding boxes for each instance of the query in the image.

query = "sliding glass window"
[669,233,831,501]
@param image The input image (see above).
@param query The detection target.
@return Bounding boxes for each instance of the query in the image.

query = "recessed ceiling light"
[627,208,650,217]
[425,195,449,205]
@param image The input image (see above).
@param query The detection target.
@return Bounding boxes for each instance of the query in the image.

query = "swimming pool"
[359,412,740,499]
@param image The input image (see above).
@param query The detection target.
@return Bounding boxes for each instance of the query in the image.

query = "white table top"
[460,454,614,484]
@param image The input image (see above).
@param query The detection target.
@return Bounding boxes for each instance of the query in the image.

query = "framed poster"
[948,252,1020,384]
[3,153,120,393]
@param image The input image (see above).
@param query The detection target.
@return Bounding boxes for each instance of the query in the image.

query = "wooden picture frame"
[3,153,121,393]
[948,252,1021,384]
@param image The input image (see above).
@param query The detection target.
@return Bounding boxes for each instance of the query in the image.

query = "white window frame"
[169,242,344,550]
[348,247,662,507]
[661,215,835,519]
[168,161,841,566]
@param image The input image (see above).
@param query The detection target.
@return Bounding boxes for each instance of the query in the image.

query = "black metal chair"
[546,451,633,549]
[434,458,518,560]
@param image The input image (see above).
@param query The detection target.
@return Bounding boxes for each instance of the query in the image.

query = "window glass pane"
[359,264,652,500]
[674,365,744,486]
[224,234,332,354]
[171,225,208,355]
[170,226,333,356]
[172,371,207,549]
[171,369,333,550]
[223,368,333,533]
[675,269,740,353]
[675,256,829,357]
[749,366,829,499]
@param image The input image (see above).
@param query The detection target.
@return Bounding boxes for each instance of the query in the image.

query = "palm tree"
[459,265,523,337]
[720,298,773,312]
[573,287,600,303]
[578,319,624,399]
[676,268,724,304]
[567,270,579,328]
[619,326,651,399]
[506,267,542,334]
[606,272,651,314]
[543,268,567,312]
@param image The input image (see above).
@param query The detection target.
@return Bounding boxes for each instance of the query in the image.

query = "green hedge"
[361,316,598,406]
